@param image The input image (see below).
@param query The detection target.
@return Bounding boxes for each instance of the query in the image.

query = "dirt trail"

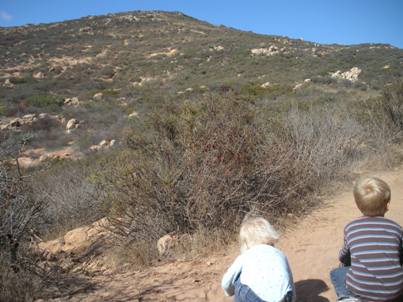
[52,166,403,302]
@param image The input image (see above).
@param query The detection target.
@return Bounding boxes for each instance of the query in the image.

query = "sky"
[0,0,402,48]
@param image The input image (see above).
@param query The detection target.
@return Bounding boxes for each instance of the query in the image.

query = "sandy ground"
[49,166,403,302]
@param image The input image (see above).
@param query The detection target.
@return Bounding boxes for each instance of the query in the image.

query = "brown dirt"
[41,166,403,302]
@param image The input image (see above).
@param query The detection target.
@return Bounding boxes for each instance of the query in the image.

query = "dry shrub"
[0,135,43,301]
[352,82,403,166]
[109,240,159,268]
[283,105,365,182]
[33,159,104,238]
[99,95,329,248]
[97,84,403,264]
[0,134,96,300]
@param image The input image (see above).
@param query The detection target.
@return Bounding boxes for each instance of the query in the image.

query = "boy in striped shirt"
[330,177,403,302]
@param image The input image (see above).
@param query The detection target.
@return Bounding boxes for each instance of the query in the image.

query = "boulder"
[293,83,304,91]
[260,82,271,88]
[157,233,178,257]
[128,111,138,118]
[93,92,103,101]
[99,139,108,147]
[64,97,80,106]
[251,45,280,56]
[9,118,22,128]
[89,139,116,152]
[38,113,49,119]
[66,118,79,131]
[3,78,14,88]
[33,71,45,79]
[330,67,361,82]
[89,145,102,152]
[211,45,224,51]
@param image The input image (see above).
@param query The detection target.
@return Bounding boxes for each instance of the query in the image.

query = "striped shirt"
[339,216,403,301]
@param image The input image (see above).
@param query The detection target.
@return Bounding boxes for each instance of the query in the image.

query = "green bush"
[26,94,63,109]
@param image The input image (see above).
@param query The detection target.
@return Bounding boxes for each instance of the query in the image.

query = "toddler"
[222,216,295,302]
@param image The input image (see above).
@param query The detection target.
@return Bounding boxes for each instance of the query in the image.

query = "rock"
[293,83,303,91]
[89,145,102,152]
[99,139,108,147]
[157,234,178,257]
[9,118,22,128]
[260,82,271,88]
[22,114,36,120]
[211,45,224,51]
[128,111,138,118]
[185,87,193,92]
[64,97,80,106]
[304,78,311,83]
[132,76,155,87]
[89,139,115,152]
[38,113,49,119]
[66,118,79,131]
[3,78,14,88]
[251,45,281,56]
[330,67,361,82]
[17,156,39,168]
[63,226,90,251]
[93,92,103,101]
[33,71,45,79]
[146,48,178,59]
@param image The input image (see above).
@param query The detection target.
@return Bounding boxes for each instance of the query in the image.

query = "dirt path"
[54,166,403,302]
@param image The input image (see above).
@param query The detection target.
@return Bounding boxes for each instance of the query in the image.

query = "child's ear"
[386,201,390,212]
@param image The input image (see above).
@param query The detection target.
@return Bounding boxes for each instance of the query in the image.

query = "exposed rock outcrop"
[330,67,361,82]
[260,82,271,88]
[38,218,109,254]
[128,111,138,118]
[3,78,14,88]
[33,71,45,79]
[0,114,41,130]
[64,97,80,106]
[210,45,224,51]
[66,118,80,133]
[93,92,104,101]
[251,45,287,56]
[89,139,116,152]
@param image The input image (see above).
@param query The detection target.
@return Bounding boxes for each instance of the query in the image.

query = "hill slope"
[1,11,403,161]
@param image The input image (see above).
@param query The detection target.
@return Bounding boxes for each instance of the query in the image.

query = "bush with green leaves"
[26,94,63,110]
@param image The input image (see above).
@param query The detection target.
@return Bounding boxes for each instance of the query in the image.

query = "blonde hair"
[239,215,279,253]
[353,177,391,216]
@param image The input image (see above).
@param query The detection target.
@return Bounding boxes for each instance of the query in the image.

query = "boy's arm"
[221,255,243,296]
[339,228,351,266]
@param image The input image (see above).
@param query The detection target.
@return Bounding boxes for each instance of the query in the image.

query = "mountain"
[0,10,402,163]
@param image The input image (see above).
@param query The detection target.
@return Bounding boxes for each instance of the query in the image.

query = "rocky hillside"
[1,10,403,165]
